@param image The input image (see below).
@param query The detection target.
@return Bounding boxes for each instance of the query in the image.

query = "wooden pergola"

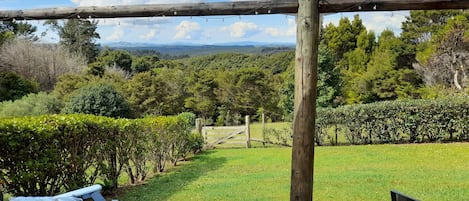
[2,0,469,200]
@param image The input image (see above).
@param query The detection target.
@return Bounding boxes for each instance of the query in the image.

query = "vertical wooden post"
[245,115,251,148]
[262,113,266,141]
[196,118,203,134]
[202,127,207,142]
[290,0,319,200]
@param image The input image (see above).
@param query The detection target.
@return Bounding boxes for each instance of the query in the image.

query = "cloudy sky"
[0,0,409,44]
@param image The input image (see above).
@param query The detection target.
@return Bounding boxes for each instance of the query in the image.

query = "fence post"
[201,125,208,144]
[245,115,251,148]
[196,118,203,134]
[262,113,266,140]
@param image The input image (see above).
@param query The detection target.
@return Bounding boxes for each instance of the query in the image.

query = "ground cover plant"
[118,143,469,201]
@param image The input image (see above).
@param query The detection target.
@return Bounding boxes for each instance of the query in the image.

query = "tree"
[0,39,87,90]
[322,15,366,60]
[123,72,170,117]
[416,15,469,90]
[46,19,100,63]
[346,30,422,103]
[0,72,38,102]
[63,83,130,118]
[401,10,468,63]
[185,70,218,120]
[0,21,37,45]
[132,55,159,73]
[0,92,62,118]
[97,49,133,73]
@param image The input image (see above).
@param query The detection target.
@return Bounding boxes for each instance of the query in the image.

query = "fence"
[197,116,251,149]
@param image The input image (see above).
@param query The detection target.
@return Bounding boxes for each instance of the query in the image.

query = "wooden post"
[290,0,319,200]
[245,115,251,148]
[196,118,203,134]
[262,113,266,141]
[202,127,207,143]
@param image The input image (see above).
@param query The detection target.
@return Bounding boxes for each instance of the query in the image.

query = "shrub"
[0,92,62,118]
[0,114,197,196]
[62,83,130,118]
[316,96,469,145]
[0,72,38,102]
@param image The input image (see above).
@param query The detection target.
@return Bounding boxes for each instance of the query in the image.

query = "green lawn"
[118,143,469,201]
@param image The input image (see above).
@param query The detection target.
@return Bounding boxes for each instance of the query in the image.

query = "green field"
[118,143,469,201]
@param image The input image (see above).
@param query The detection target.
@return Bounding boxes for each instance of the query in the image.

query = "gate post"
[196,118,203,134]
[245,115,251,148]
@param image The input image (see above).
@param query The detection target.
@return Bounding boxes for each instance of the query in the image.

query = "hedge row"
[0,113,203,196]
[316,97,469,145]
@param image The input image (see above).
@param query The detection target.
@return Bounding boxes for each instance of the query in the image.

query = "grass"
[118,143,469,201]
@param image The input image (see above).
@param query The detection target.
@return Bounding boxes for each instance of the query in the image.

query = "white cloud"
[71,0,205,7]
[222,21,260,38]
[105,26,125,41]
[140,28,158,40]
[174,21,201,40]
[322,11,408,35]
[262,18,296,37]
[363,12,407,34]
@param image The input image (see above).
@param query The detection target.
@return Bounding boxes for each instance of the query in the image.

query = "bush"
[63,83,130,118]
[316,96,469,145]
[0,72,38,102]
[0,114,198,196]
[0,92,62,118]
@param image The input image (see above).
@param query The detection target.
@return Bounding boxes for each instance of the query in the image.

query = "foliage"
[0,72,38,102]
[0,21,37,45]
[0,114,199,196]
[0,92,62,118]
[46,19,100,63]
[97,48,133,73]
[132,55,160,73]
[53,73,127,102]
[0,39,87,90]
[316,96,469,145]
[63,83,130,118]
[123,72,171,117]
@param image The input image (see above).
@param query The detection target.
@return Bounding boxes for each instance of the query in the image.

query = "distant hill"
[102,42,295,57]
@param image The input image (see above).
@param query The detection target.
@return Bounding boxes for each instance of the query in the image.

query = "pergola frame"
[2,1,469,200]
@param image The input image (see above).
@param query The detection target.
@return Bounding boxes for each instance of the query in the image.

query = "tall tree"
[46,19,100,63]
[322,15,366,61]
[416,15,469,89]
[0,21,37,45]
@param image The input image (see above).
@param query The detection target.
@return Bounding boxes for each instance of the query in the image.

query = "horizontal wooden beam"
[1,0,469,21]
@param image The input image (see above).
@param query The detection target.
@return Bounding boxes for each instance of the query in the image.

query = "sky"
[0,0,409,45]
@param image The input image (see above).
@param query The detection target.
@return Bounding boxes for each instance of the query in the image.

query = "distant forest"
[1,10,469,125]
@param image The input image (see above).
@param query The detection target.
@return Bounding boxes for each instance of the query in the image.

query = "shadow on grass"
[117,150,226,201]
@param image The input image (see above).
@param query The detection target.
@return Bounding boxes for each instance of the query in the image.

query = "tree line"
[1,10,469,123]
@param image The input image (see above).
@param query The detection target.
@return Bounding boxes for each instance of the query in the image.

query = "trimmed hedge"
[0,113,202,196]
[316,97,469,145]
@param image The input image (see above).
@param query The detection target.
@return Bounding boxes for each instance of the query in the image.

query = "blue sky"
[0,0,409,44]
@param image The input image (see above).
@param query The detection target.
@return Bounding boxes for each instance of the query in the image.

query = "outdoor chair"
[391,190,420,201]
[10,184,106,201]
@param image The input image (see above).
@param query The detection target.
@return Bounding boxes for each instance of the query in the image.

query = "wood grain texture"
[290,0,319,200]
[2,0,469,21]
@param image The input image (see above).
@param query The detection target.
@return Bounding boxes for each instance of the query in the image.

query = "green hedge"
[0,113,202,196]
[316,97,469,145]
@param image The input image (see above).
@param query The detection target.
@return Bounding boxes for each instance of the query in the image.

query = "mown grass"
[118,143,469,201]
